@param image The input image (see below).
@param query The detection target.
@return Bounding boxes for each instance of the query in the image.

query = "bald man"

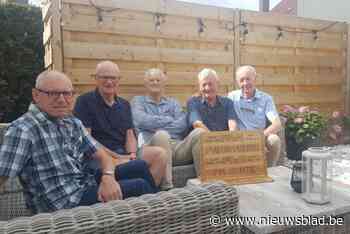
[74,61,167,189]
[0,70,158,214]
[228,65,282,167]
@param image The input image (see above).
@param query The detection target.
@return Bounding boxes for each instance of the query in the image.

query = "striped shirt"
[227,89,279,130]
[0,104,99,213]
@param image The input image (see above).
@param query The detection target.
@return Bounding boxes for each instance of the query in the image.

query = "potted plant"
[281,105,327,161]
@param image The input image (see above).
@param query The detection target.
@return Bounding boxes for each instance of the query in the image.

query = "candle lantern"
[302,147,333,205]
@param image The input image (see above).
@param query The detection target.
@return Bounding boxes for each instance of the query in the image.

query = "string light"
[197,18,206,35]
[154,13,165,33]
[273,21,339,41]
[88,0,119,22]
[276,26,283,40]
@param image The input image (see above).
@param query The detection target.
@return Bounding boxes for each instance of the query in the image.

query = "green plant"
[0,3,44,122]
[281,105,327,144]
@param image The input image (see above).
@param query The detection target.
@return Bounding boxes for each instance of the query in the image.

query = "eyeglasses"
[95,75,121,81]
[36,88,75,99]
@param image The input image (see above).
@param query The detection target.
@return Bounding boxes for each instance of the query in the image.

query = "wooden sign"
[200,131,272,185]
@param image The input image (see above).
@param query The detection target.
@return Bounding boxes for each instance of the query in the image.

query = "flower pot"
[286,137,321,161]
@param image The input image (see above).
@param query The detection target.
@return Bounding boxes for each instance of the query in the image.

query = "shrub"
[0,3,44,122]
[281,105,327,144]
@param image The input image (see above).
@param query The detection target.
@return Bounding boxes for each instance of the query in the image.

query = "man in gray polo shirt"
[131,68,204,186]
[228,65,282,167]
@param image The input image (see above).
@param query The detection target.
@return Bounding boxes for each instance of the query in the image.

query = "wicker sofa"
[0,124,240,233]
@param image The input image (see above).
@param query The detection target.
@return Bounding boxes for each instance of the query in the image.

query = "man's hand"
[129,152,137,160]
[263,131,271,137]
[98,175,123,202]
[193,121,210,131]
[111,156,130,166]
[103,147,130,166]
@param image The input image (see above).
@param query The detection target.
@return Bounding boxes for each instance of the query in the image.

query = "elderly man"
[228,65,282,167]
[74,61,167,189]
[187,68,237,174]
[131,68,201,187]
[0,71,158,214]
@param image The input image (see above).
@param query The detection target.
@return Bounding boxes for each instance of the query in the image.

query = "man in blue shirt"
[74,61,167,189]
[228,65,282,167]
[187,68,238,174]
[0,71,158,214]
[131,68,202,186]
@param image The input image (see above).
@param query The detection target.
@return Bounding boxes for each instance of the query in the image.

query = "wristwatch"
[102,170,114,176]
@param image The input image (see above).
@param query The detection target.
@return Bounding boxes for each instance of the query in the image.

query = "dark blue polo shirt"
[74,89,133,154]
[187,96,237,131]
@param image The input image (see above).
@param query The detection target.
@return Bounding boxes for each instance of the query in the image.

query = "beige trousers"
[148,128,205,188]
[266,134,281,167]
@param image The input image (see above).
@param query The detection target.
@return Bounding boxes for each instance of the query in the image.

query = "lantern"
[302,147,333,205]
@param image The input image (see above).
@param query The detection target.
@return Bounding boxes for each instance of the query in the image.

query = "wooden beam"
[64,42,234,65]
[233,9,241,89]
[241,30,346,51]
[51,0,63,71]
[346,24,350,114]
[241,10,346,33]
[60,5,234,43]
[259,0,269,12]
[241,52,344,68]
[62,0,233,21]
[66,68,234,86]
[41,0,52,22]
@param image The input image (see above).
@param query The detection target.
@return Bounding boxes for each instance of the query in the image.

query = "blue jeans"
[79,160,158,206]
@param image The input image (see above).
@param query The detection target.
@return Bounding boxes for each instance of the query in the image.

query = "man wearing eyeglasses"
[74,61,168,189]
[0,70,158,214]
[227,65,282,167]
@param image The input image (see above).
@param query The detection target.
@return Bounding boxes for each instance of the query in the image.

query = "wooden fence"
[43,0,349,114]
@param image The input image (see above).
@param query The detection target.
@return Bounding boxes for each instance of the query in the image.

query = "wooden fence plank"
[233,9,240,85]
[51,0,63,71]
[242,10,346,33]
[64,42,234,65]
[241,52,344,68]
[65,31,231,52]
[42,0,52,22]
[242,31,346,51]
[43,17,52,46]
[270,91,343,105]
[347,25,350,115]
[62,0,234,21]
[62,13,234,42]
[258,73,344,85]
[66,68,234,86]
